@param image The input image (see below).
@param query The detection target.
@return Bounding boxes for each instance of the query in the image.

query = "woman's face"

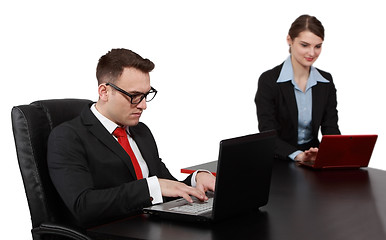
[287,31,323,68]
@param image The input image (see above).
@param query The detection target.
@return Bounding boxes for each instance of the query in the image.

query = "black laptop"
[143,130,276,222]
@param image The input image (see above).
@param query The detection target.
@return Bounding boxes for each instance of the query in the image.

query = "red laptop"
[300,135,378,169]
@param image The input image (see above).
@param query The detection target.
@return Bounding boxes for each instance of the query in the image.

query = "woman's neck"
[291,56,310,92]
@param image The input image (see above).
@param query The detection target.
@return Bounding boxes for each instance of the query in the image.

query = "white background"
[1,1,385,239]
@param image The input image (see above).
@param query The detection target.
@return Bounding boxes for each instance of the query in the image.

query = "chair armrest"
[32,223,92,240]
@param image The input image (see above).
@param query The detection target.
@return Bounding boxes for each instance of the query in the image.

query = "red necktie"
[113,127,143,179]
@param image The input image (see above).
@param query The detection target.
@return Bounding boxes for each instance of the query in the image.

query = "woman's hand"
[295,147,319,163]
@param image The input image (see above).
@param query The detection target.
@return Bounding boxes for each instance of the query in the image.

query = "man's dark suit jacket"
[255,63,341,160]
[47,104,192,228]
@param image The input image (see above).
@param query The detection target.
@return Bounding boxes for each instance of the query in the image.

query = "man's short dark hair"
[96,48,155,85]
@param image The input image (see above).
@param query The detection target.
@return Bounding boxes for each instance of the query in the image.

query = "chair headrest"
[31,99,93,129]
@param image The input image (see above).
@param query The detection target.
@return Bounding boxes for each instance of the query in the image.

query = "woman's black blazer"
[255,62,341,160]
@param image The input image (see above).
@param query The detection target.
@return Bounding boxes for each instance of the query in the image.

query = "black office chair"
[11,99,93,240]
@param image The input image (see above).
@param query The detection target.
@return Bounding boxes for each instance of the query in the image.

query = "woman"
[255,14,340,163]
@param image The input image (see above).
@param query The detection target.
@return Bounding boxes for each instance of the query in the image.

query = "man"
[47,48,215,228]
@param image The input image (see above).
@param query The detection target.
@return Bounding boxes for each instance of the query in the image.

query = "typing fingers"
[196,171,216,193]
[158,179,207,203]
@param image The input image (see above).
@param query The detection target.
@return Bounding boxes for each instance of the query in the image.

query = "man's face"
[104,67,151,126]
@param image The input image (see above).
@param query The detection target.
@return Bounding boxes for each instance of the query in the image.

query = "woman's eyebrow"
[299,40,323,46]
[299,41,310,45]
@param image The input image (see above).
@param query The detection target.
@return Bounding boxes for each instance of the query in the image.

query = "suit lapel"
[129,126,157,176]
[81,106,138,179]
[312,83,327,133]
[279,81,298,129]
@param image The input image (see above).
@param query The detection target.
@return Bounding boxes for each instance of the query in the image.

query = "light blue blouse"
[277,56,329,160]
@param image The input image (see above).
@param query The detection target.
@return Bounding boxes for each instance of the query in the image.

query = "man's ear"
[98,83,109,102]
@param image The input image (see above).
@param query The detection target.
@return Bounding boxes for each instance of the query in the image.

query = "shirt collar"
[90,103,129,135]
[277,56,330,87]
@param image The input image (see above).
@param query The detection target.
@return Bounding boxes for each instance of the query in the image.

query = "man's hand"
[195,171,216,193]
[158,179,208,203]
[295,147,319,163]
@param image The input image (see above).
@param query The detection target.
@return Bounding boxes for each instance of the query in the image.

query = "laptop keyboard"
[169,198,213,214]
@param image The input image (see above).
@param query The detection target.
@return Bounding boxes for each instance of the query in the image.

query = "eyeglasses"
[106,83,157,104]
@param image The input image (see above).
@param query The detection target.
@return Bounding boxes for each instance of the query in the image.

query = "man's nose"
[136,98,147,110]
